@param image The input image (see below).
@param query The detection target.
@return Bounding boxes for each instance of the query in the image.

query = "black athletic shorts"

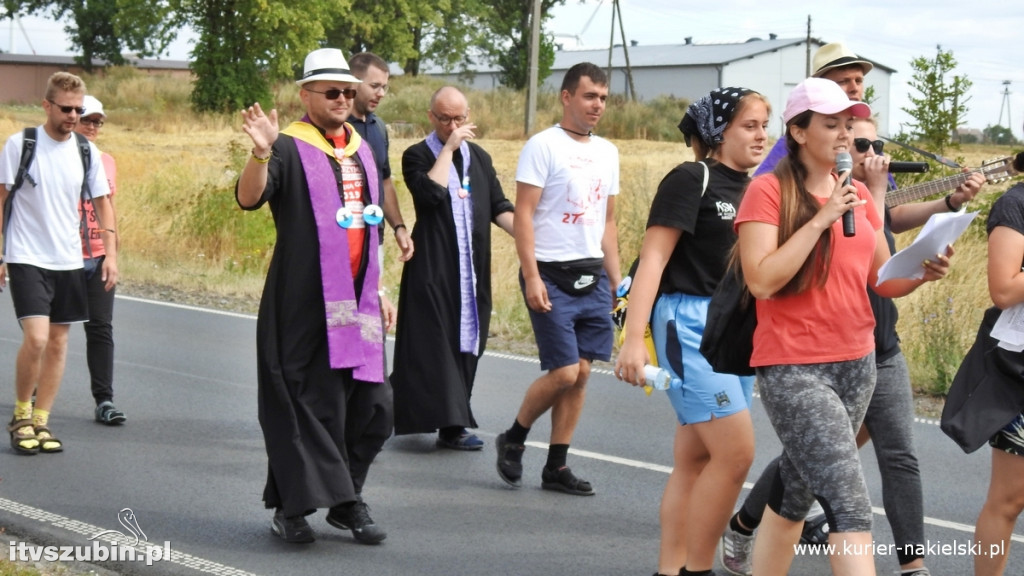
[7,263,88,323]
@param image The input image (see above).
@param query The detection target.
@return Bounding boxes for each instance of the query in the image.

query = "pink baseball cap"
[782,77,871,125]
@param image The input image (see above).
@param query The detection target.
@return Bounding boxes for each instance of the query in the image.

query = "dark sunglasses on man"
[47,99,85,115]
[304,87,357,101]
[853,138,884,155]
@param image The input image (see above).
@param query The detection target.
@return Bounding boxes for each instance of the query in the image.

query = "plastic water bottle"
[643,365,673,391]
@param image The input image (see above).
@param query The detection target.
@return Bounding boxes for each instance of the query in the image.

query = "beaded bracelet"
[251,148,271,164]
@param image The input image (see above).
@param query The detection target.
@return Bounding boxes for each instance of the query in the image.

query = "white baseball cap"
[82,95,106,118]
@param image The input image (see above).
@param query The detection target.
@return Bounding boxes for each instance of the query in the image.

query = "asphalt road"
[0,294,1021,575]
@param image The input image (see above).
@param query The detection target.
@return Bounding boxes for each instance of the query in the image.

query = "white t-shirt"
[0,126,110,269]
[516,126,619,262]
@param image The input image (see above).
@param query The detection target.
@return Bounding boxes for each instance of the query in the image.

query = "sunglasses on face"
[80,117,104,127]
[47,99,85,115]
[853,138,884,155]
[304,87,357,101]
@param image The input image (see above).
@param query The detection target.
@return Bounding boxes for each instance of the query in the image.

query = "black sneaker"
[326,499,387,544]
[271,509,315,543]
[495,432,525,488]
[95,401,126,426]
[541,465,594,496]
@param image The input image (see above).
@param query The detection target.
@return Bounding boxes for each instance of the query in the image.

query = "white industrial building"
[425,37,895,138]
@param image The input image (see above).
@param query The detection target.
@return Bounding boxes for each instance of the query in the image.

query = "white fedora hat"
[296,48,361,87]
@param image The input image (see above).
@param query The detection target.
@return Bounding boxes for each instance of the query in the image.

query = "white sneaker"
[720,526,754,576]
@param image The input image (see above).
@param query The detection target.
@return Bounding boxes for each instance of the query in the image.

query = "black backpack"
[3,127,94,256]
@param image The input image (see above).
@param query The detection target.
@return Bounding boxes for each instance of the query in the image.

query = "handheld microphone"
[888,161,929,173]
[836,152,855,237]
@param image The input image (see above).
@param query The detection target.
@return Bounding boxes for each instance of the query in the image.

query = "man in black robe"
[390,86,514,449]
[236,48,396,545]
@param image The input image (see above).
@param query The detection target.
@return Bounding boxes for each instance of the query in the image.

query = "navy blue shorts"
[8,263,88,323]
[521,269,613,371]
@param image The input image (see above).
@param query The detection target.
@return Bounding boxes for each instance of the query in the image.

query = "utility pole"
[998,80,1012,130]
[614,0,636,101]
[805,15,811,77]
[524,0,542,136]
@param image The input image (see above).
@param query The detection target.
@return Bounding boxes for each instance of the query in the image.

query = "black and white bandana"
[678,87,753,147]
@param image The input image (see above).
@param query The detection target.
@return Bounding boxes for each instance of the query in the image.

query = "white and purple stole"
[281,119,384,383]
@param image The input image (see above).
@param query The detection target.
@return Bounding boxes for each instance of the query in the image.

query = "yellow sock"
[14,400,32,421]
[32,409,49,428]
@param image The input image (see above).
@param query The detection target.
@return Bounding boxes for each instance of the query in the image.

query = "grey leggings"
[758,354,876,533]
[740,352,924,564]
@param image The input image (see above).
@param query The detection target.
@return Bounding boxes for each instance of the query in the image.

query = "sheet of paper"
[876,211,978,285]
[992,303,1024,351]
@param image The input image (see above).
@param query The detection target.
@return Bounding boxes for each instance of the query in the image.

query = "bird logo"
[89,508,148,546]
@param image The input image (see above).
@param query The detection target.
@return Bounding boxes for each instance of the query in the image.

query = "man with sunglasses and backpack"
[719,43,983,576]
[0,72,116,456]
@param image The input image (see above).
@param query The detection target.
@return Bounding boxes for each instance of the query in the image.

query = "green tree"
[405,0,493,77]
[900,45,972,156]
[487,0,565,90]
[323,0,440,72]
[1,0,179,71]
[178,0,350,113]
[983,124,1017,145]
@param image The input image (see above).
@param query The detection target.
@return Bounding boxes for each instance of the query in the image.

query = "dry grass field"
[0,70,1019,395]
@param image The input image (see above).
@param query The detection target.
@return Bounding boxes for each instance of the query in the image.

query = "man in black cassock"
[236,48,396,545]
[390,86,514,450]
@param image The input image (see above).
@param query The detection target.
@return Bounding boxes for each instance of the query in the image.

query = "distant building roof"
[0,53,189,71]
[422,37,895,77]
[551,37,895,73]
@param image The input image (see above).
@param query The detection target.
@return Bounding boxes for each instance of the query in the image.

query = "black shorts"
[8,263,88,323]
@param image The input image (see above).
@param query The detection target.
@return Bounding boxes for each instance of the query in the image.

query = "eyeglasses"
[47,99,85,115]
[80,117,105,127]
[367,82,389,94]
[304,87,357,101]
[430,110,468,126]
[853,138,884,155]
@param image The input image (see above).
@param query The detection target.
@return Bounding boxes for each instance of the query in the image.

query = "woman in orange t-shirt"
[734,78,953,576]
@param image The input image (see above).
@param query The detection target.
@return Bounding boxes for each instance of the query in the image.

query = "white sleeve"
[0,133,24,188]
[515,135,549,189]
[87,142,110,198]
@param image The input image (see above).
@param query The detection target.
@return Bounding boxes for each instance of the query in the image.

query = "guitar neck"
[885,172,971,207]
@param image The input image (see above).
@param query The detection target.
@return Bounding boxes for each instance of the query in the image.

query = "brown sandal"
[33,425,62,454]
[8,418,39,455]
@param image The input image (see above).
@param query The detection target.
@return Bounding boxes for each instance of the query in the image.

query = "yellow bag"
[613,296,659,395]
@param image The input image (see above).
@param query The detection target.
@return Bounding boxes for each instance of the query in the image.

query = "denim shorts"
[652,292,754,425]
[521,269,613,371]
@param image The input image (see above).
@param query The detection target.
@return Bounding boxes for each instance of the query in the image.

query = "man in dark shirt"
[348,52,413,262]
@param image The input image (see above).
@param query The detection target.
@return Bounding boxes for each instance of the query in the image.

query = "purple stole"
[281,119,384,383]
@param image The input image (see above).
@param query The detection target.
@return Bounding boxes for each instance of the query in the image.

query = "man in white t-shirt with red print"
[496,62,621,496]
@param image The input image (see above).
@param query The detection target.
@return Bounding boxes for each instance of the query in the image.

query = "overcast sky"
[6,1,1023,140]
